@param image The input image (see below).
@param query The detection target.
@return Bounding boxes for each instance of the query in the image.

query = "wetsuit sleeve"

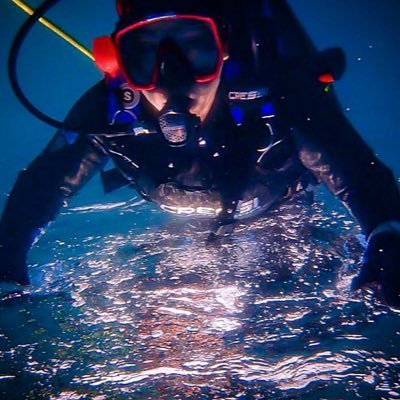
[280,61,400,236]
[258,0,400,236]
[0,80,110,285]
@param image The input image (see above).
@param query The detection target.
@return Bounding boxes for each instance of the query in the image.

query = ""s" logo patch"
[120,83,140,109]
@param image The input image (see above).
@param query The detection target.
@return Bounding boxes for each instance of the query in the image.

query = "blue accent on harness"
[230,106,245,125]
[62,131,79,145]
[260,103,275,117]
[106,77,140,127]
[108,89,121,124]
[113,109,138,125]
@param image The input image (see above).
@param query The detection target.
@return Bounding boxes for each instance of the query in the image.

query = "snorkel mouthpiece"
[158,98,200,147]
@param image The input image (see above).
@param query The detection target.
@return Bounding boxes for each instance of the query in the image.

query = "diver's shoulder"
[74,79,109,107]
[63,80,109,133]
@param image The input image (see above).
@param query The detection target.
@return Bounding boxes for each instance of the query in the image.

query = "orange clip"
[93,36,120,78]
[318,73,335,84]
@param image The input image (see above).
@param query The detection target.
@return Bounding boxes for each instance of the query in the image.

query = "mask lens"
[116,16,222,89]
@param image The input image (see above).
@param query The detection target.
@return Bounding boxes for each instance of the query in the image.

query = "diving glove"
[208,217,236,241]
[0,251,28,298]
[0,257,29,286]
[352,221,400,309]
[207,207,238,242]
[0,234,30,286]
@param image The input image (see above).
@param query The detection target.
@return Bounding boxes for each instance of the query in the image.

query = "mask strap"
[93,36,120,78]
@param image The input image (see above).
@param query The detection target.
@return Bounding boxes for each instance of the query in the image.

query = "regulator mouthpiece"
[158,99,200,146]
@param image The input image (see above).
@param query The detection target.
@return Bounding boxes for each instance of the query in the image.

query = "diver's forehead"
[127,17,213,34]
[129,20,215,46]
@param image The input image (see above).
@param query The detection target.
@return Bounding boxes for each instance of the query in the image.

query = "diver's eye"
[135,36,159,50]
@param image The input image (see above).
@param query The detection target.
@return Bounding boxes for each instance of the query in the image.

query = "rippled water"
[1,194,400,399]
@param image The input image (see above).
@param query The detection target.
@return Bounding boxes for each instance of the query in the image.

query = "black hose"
[8,0,66,130]
[8,0,130,134]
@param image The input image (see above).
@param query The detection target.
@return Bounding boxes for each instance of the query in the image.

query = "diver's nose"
[157,42,194,93]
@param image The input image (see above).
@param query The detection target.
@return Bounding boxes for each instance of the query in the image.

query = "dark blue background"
[1,0,400,212]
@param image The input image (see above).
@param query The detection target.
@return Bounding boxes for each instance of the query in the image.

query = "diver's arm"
[284,80,400,236]
[0,81,110,285]
[0,132,108,285]
[259,0,400,305]
[282,67,400,307]
[293,96,399,233]
[259,0,400,232]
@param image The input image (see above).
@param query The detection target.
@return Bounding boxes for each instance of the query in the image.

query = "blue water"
[1,1,400,399]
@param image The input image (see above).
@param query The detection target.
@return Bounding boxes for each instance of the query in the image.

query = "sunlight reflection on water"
[1,196,400,399]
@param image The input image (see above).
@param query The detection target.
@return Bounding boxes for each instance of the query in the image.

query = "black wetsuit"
[1,0,400,285]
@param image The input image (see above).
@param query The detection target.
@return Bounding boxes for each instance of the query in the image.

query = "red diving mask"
[94,15,224,90]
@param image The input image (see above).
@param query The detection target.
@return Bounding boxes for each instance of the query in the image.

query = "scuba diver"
[1,0,400,307]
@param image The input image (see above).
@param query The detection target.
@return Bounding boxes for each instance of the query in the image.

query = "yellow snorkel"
[8,0,109,131]
[11,0,94,61]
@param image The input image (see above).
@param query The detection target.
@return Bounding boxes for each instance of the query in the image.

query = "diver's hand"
[0,261,28,298]
[0,280,24,298]
[0,246,30,287]
[0,262,29,286]
[207,216,236,242]
[352,228,400,309]
[0,254,27,298]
